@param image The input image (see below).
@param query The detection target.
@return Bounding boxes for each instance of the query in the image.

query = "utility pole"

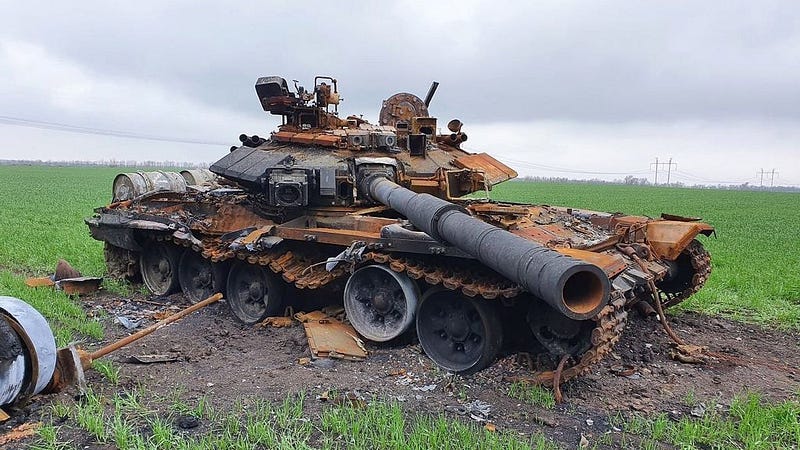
[651,158,677,185]
[651,158,659,185]
[757,168,777,188]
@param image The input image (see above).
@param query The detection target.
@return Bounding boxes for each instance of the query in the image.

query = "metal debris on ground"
[413,384,436,392]
[301,310,368,361]
[610,364,638,377]
[484,423,496,432]
[47,293,223,394]
[115,316,141,330]
[0,297,57,408]
[0,422,40,446]
[446,399,492,422]
[129,354,180,364]
[54,259,81,280]
[670,344,708,364]
[23,277,54,288]
[333,390,367,408]
[24,260,102,295]
[260,316,295,328]
[0,408,8,422]
[690,403,707,418]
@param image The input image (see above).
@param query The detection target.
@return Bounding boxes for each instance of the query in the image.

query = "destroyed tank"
[86,76,713,380]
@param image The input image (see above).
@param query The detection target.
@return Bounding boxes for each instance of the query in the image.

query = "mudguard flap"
[646,221,714,260]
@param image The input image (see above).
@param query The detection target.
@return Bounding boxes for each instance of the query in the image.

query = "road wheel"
[416,289,502,374]
[226,262,284,324]
[344,265,419,342]
[139,242,180,296]
[178,250,228,303]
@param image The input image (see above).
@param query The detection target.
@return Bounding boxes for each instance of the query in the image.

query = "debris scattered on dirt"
[0,422,40,446]
[302,310,368,361]
[0,408,8,423]
[670,344,708,364]
[446,399,492,422]
[690,403,707,418]
[260,316,295,328]
[129,354,180,365]
[115,316,141,330]
[24,260,102,295]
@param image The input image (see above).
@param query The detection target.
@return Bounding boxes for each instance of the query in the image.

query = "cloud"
[0,2,798,184]
[3,1,799,123]
[464,119,800,185]
[0,40,267,161]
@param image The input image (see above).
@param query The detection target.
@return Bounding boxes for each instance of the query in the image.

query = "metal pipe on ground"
[45,293,223,394]
[365,177,610,320]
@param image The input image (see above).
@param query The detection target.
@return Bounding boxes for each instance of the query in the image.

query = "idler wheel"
[527,300,593,357]
[178,250,228,304]
[416,289,502,374]
[344,265,419,342]
[139,243,181,296]
[226,262,284,324]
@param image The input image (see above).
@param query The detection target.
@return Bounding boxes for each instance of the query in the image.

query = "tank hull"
[84,74,714,378]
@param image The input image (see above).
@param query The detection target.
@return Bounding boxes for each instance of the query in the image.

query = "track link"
[660,240,712,308]
[166,234,629,383]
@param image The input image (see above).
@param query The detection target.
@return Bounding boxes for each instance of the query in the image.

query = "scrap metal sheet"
[303,320,367,361]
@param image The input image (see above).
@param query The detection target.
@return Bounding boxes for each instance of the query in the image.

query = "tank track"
[660,240,712,308]
[164,234,630,383]
[362,252,629,385]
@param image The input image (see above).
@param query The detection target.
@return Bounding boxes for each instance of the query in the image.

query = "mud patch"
[6,291,800,448]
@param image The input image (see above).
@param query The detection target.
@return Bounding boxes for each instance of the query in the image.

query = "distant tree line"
[0,159,208,169]
[515,175,800,192]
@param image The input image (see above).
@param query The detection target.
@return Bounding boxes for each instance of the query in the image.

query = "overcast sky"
[1,1,798,186]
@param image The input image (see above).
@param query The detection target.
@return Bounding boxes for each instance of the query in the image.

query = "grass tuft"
[611,391,800,449]
[507,381,557,409]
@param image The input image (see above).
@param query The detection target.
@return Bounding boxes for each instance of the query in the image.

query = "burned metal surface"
[85,75,715,381]
[303,317,368,361]
[0,297,57,407]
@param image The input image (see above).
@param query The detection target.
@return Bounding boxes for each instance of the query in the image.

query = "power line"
[0,115,231,146]
[650,157,677,185]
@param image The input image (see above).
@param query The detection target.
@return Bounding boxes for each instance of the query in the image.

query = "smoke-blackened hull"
[366,177,610,320]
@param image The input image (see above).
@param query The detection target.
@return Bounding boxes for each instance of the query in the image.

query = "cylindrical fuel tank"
[180,169,217,186]
[112,171,188,202]
[0,296,57,406]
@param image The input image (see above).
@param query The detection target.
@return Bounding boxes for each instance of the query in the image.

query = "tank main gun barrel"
[365,177,610,320]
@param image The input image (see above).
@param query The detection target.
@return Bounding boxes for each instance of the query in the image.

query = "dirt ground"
[3,289,799,449]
